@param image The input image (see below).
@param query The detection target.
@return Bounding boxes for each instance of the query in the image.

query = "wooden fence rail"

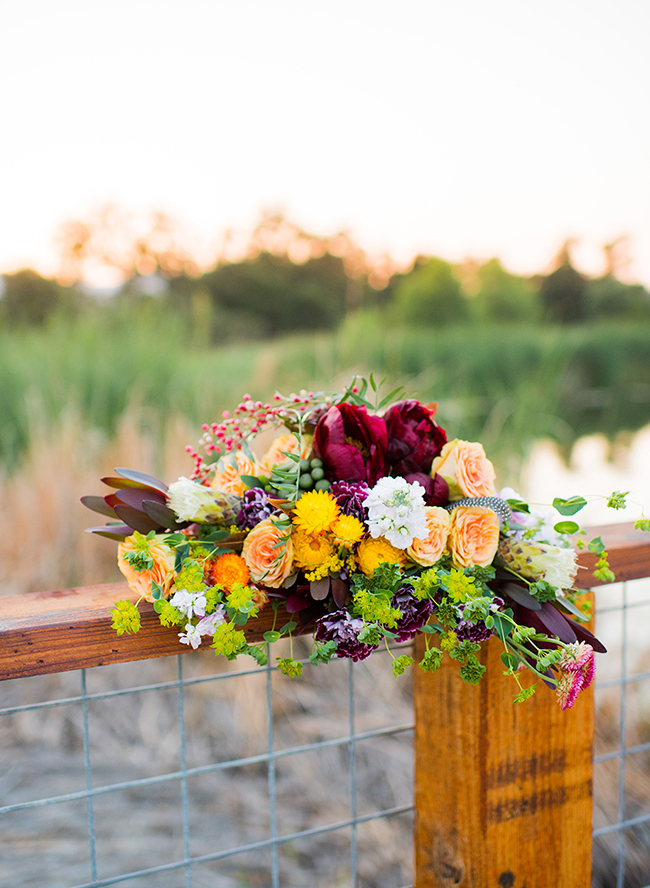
[1,522,650,887]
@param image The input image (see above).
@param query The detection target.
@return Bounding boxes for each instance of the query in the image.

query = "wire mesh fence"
[2,578,650,886]
[593,578,650,888]
[0,639,415,888]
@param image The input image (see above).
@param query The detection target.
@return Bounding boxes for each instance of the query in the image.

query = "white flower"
[363,477,428,549]
[179,622,203,649]
[167,476,222,522]
[169,588,207,619]
[197,608,226,635]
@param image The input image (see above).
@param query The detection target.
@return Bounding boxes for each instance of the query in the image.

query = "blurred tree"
[584,276,650,322]
[393,256,472,325]
[0,269,81,327]
[56,205,199,285]
[463,258,540,323]
[539,240,586,322]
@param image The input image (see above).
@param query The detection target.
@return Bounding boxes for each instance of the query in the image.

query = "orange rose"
[210,451,261,496]
[407,507,451,567]
[117,535,176,602]
[449,506,500,568]
[242,517,294,588]
[260,433,312,475]
[430,439,496,500]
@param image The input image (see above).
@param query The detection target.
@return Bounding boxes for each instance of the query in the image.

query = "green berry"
[314,479,331,492]
[299,474,314,490]
[299,459,312,473]
[310,458,323,469]
[310,467,325,481]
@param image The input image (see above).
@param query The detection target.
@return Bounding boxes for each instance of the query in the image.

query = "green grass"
[2,307,650,473]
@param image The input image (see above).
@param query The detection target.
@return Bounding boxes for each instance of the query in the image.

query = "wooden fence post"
[413,632,594,887]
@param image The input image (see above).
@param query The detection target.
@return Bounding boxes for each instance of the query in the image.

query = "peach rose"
[210,451,261,496]
[260,433,312,475]
[117,535,176,602]
[430,439,496,500]
[242,517,295,588]
[449,506,500,568]
[407,506,451,567]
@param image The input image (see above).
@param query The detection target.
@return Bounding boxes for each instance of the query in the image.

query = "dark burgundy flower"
[390,584,434,642]
[383,400,447,478]
[237,488,274,529]
[315,609,377,661]
[455,620,493,643]
[402,472,449,507]
[329,480,371,522]
[312,404,388,486]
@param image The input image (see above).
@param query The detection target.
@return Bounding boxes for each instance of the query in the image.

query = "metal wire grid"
[0,649,415,888]
[593,579,650,888]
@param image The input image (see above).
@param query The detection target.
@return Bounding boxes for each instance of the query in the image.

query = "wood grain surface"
[413,598,595,888]
[0,583,294,681]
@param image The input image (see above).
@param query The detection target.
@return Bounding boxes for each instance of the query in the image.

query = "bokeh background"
[1,5,650,885]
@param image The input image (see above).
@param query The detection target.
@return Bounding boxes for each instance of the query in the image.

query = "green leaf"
[506,499,530,514]
[587,535,606,554]
[553,496,587,516]
[281,451,301,463]
[553,521,580,535]
[279,620,297,636]
[369,373,377,393]
[377,386,406,409]
[419,624,440,634]
[263,630,281,643]
[240,475,263,489]
[500,651,519,670]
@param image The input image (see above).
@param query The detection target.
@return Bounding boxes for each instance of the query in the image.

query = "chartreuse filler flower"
[82,377,650,708]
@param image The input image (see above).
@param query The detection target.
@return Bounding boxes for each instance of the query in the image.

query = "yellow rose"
[210,450,260,496]
[242,518,294,588]
[117,535,176,603]
[407,506,450,567]
[449,506,500,568]
[430,439,496,500]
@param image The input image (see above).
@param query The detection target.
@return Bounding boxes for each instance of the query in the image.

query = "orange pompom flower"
[209,552,250,589]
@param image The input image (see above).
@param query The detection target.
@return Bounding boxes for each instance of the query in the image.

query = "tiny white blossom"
[500,487,570,548]
[169,588,207,618]
[178,622,203,649]
[363,477,428,549]
[197,608,226,635]
[168,476,221,522]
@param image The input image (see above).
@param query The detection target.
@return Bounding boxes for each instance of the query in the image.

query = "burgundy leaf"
[142,500,186,530]
[331,577,350,608]
[500,581,542,611]
[310,577,331,601]
[80,495,119,519]
[114,467,169,493]
[85,524,134,540]
[113,504,161,534]
[568,619,608,654]
[114,488,168,510]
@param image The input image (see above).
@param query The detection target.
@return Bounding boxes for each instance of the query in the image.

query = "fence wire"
[0,644,414,888]
[3,580,650,887]
[593,578,650,888]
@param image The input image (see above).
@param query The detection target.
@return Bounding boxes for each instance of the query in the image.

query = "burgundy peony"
[312,404,388,486]
[383,400,447,477]
[403,472,449,507]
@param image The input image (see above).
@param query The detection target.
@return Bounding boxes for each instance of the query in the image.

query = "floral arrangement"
[83,378,648,709]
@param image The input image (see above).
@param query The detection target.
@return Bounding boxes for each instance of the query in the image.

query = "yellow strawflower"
[356,536,407,577]
[292,490,340,535]
[331,514,365,545]
[292,530,336,572]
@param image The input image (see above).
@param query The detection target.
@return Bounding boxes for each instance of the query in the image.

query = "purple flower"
[237,488,274,529]
[329,480,371,522]
[390,584,434,642]
[315,609,377,661]
[455,620,493,643]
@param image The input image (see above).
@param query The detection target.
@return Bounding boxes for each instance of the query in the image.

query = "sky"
[1,0,650,284]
